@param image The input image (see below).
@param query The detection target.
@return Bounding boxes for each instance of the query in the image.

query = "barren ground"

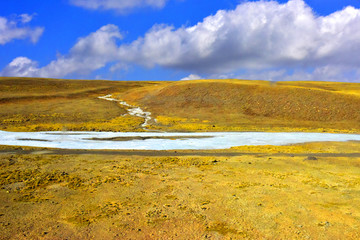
[0,142,360,239]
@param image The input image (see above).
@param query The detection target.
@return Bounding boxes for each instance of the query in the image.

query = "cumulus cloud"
[70,0,168,13]
[234,70,287,81]
[1,57,40,77]
[117,0,360,81]
[0,14,44,45]
[19,14,34,23]
[1,24,122,78]
[2,0,360,82]
[234,66,360,82]
[181,74,202,80]
[284,66,360,82]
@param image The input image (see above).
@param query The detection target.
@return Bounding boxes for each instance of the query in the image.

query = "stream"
[1,131,360,150]
[98,95,152,128]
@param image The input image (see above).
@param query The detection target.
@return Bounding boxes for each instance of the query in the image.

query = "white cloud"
[116,0,360,81]
[235,66,360,82]
[1,57,40,77]
[0,14,44,45]
[2,0,360,82]
[70,0,168,13]
[284,66,360,82]
[19,14,33,23]
[181,74,202,80]
[1,24,122,78]
[110,62,129,72]
[236,70,288,81]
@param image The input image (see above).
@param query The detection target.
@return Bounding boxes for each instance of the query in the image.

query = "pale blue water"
[1,131,360,150]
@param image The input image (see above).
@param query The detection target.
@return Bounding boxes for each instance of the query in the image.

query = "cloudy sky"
[1,0,360,81]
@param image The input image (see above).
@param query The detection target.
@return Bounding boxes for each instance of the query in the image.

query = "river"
[1,131,360,150]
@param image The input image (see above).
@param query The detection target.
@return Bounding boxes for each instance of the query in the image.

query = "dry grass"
[0,77,163,131]
[119,79,360,133]
[2,77,360,133]
[0,142,360,239]
[230,141,360,154]
[1,77,360,239]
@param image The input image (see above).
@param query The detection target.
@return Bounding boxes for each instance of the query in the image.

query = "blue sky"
[1,0,360,81]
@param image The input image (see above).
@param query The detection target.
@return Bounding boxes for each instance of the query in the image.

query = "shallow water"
[98,95,152,128]
[1,131,360,150]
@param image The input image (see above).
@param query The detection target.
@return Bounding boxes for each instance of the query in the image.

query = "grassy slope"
[119,79,360,133]
[2,77,360,133]
[0,77,163,131]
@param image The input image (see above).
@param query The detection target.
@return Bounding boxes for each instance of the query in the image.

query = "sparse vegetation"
[119,79,360,133]
[1,77,360,239]
[0,142,360,239]
[0,77,164,132]
[2,77,360,133]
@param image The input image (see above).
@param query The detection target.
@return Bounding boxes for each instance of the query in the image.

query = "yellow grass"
[0,77,163,132]
[2,77,360,133]
[118,79,360,133]
[0,142,360,239]
[1,77,360,239]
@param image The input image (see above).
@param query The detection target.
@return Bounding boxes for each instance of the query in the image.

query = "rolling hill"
[118,79,360,132]
[0,77,161,132]
[2,77,360,133]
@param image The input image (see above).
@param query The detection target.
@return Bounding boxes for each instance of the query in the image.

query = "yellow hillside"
[118,79,360,133]
[0,77,162,132]
[2,77,360,133]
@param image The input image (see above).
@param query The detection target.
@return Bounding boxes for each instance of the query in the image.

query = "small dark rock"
[248,162,252,164]
[305,156,318,161]
[318,221,330,227]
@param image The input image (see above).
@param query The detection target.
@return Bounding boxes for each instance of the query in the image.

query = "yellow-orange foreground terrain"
[0,142,360,239]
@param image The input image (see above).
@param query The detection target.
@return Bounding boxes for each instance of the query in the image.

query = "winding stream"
[1,131,360,150]
[98,95,152,128]
[2,96,360,150]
